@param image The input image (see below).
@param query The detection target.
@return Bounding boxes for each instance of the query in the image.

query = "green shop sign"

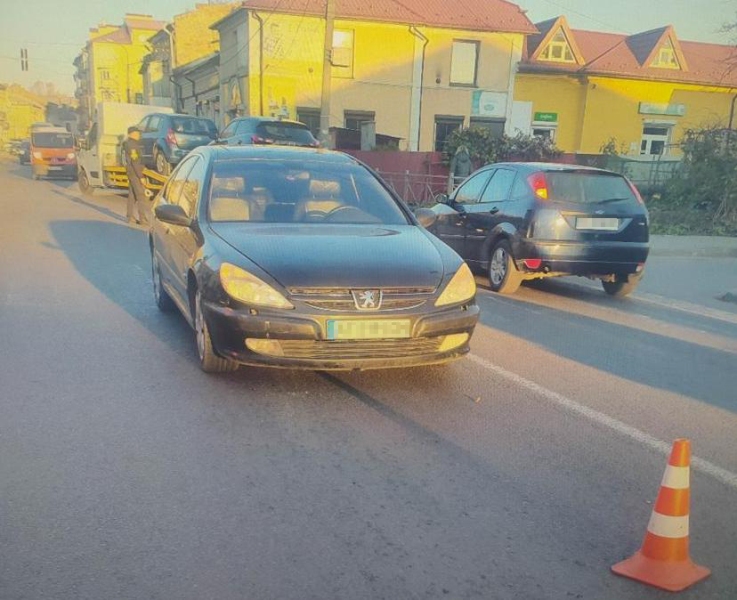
[534,112,558,123]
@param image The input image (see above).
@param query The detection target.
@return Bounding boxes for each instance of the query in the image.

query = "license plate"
[48,166,62,171]
[327,319,411,340]
[576,217,619,230]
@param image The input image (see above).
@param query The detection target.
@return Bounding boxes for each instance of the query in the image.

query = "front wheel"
[151,251,175,312]
[602,272,643,297]
[78,169,94,195]
[489,240,522,294]
[194,290,239,374]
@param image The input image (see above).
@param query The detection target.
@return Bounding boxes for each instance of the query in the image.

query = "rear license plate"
[576,217,619,230]
[48,166,62,171]
[327,319,411,340]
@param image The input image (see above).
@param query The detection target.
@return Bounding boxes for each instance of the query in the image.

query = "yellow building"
[74,15,164,128]
[211,0,536,151]
[142,3,238,109]
[514,17,737,158]
[0,84,46,145]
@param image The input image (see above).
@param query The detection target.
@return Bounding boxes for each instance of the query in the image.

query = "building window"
[434,116,464,152]
[100,69,111,81]
[532,126,556,141]
[640,125,671,156]
[650,39,680,69]
[297,107,321,137]
[469,117,505,138]
[332,29,354,78]
[539,30,575,63]
[344,110,375,131]
[450,40,479,86]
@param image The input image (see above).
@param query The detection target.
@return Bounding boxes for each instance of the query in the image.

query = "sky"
[1,0,735,96]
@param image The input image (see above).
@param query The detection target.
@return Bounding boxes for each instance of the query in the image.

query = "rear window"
[544,171,636,204]
[170,117,217,137]
[208,159,408,225]
[254,122,317,146]
[31,132,74,148]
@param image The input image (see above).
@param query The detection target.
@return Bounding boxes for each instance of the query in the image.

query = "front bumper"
[203,299,480,370]
[514,240,649,276]
[32,162,77,178]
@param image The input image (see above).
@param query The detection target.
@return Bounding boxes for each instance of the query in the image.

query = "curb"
[649,235,737,258]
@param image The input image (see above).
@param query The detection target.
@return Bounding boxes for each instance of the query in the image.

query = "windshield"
[545,171,636,204]
[208,159,409,225]
[31,132,74,149]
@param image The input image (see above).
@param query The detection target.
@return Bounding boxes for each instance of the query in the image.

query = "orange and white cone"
[612,438,710,592]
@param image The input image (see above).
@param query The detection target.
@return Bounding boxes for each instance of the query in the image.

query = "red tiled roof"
[234,0,536,33]
[521,18,737,87]
[124,16,166,31]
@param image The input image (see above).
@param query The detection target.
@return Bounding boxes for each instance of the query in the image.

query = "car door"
[168,156,208,301]
[432,169,493,257]
[464,168,516,267]
[151,156,198,303]
[143,115,163,166]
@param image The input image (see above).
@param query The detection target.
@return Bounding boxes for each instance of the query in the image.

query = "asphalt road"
[1,159,736,600]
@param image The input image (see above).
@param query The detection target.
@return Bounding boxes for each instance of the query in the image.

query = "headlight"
[435,263,476,307]
[220,263,293,309]
[66,152,75,160]
[33,151,43,159]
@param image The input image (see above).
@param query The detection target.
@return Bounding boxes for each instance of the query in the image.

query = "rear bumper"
[514,240,649,276]
[203,299,480,370]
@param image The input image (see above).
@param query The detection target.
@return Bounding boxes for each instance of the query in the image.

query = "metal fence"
[374,169,449,207]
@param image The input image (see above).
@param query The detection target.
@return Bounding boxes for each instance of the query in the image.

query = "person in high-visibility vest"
[123,126,148,226]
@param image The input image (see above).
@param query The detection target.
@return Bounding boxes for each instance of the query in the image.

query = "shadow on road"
[50,186,128,223]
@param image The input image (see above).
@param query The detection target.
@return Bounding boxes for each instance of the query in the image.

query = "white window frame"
[450,40,479,87]
[640,121,674,156]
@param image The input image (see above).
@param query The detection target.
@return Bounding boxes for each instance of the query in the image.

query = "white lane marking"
[647,513,689,538]
[468,353,737,491]
[633,291,737,326]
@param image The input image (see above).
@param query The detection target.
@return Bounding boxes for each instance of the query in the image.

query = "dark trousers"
[126,168,148,224]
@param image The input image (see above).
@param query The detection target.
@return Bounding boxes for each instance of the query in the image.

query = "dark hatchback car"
[18,140,31,164]
[213,117,319,148]
[133,113,218,174]
[149,145,479,373]
[421,163,649,296]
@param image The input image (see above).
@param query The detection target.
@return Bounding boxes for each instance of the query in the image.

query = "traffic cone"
[612,438,710,592]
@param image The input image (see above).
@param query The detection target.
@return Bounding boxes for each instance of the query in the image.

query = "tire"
[78,169,94,196]
[488,240,523,294]
[151,251,175,312]
[194,290,239,373]
[602,271,643,297]
[154,148,170,176]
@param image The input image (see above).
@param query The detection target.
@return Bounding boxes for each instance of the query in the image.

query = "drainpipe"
[728,93,737,148]
[409,26,429,151]
[170,75,183,112]
[252,12,265,116]
[185,75,197,114]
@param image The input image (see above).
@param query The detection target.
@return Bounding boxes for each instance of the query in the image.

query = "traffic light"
[20,48,28,71]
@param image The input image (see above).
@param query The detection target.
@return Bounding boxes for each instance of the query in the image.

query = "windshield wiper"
[597,197,631,204]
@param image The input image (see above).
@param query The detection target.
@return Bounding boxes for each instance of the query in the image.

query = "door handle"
[489,207,499,214]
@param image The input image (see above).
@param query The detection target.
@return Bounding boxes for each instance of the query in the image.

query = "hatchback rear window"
[171,117,218,137]
[544,172,636,204]
[254,123,317,146]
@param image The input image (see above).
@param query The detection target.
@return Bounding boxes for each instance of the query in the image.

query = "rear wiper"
[597,197,630,204]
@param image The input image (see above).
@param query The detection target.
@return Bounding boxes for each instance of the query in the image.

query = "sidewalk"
[649,235,737,258]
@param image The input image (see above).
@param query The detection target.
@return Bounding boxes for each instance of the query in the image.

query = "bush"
[443,127,562,168]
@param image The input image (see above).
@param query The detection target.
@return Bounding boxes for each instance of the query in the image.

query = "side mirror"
[414,207,437,228]
[435,193,449,204]
[155,204,192,227]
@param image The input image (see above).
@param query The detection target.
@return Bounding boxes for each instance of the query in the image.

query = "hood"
[210,224,445,289]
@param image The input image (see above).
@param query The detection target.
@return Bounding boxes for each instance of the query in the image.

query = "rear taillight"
[166,128,178,147]
[627,180,645,205]
[523,259,542,270]
[528,172,549,200]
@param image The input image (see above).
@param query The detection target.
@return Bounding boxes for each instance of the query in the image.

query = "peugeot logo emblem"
[352,289,382,310]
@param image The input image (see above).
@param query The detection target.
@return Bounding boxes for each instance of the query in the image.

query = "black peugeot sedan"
[213,117,319,148]
[149,145,479,373]
[421,163,649,296]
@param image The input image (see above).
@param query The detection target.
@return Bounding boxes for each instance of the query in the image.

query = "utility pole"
[318,0,335,148]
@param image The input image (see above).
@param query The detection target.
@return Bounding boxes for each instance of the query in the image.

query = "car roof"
[231,116,308,127]
[192,144,359,164]
[490,162,624,176]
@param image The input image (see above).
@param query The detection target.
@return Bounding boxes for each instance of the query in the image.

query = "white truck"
[77,102,172,194]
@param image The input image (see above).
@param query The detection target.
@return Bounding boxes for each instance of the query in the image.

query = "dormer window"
[539,30,575,63]
[650,39,680,69]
